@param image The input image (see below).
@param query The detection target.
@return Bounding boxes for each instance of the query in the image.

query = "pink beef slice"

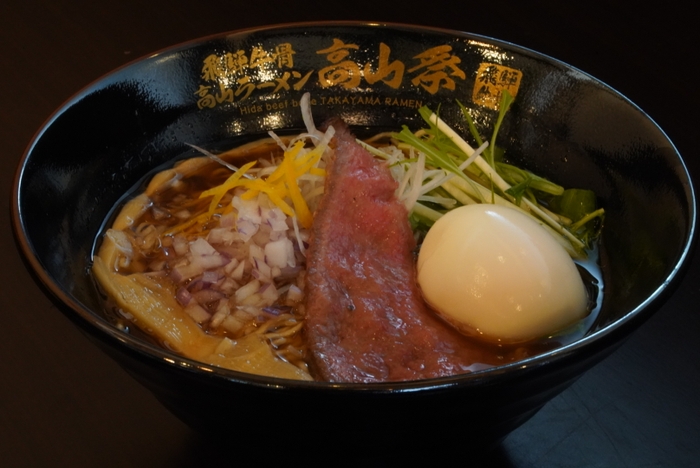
[303,119,487,383]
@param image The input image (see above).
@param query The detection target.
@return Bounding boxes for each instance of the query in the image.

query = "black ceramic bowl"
[12,22,696,460]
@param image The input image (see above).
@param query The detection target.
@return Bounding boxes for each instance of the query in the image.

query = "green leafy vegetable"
[388,93,604,258]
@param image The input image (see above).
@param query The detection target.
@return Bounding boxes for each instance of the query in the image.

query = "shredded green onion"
[385,95,604,259]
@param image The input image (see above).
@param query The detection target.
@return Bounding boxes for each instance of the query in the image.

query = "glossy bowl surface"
[12,22,696,458]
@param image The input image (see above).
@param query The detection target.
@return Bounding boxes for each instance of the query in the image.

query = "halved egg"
[417,204,588,343]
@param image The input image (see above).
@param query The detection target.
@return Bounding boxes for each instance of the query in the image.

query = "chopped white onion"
[265,238,295,269]
[184,302,211,323]
[235,279,260,302]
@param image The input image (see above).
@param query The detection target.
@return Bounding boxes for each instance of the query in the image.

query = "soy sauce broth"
[91,133,604,378]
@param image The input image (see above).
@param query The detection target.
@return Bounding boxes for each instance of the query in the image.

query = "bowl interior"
[14,23,695,387]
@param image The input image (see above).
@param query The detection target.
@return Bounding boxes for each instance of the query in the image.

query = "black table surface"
[2,1,698,466]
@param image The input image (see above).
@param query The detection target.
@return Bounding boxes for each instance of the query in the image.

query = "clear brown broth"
[94,136,603,378]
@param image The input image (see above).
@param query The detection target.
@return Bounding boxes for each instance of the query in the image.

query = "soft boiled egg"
[417,204,588,344]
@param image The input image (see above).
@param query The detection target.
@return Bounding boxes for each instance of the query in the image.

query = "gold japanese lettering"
[317,38,359,62]
[408,45,466,94]
[292,70,313,91]
[473,63,522,109]
[194,85,216,109]
[363,43,405,89]
[215,82,234,104]
[235,76,256,100]
[317,39,362,89]
[201,55,227,82]
[250,46,274,69]
[274,43,296,68]
[224,50,249,74]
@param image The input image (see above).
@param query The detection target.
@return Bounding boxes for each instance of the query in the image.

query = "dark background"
[2,1,698,466]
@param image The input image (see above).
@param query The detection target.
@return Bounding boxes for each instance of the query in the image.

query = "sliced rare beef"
[303,119,488,383]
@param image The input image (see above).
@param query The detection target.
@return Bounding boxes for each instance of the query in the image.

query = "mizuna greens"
[366,90,604,259]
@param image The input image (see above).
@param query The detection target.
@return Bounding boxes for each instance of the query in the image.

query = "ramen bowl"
[11,22,695,461]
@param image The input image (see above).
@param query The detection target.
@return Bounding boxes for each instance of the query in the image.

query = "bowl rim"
[11,20,698,392]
